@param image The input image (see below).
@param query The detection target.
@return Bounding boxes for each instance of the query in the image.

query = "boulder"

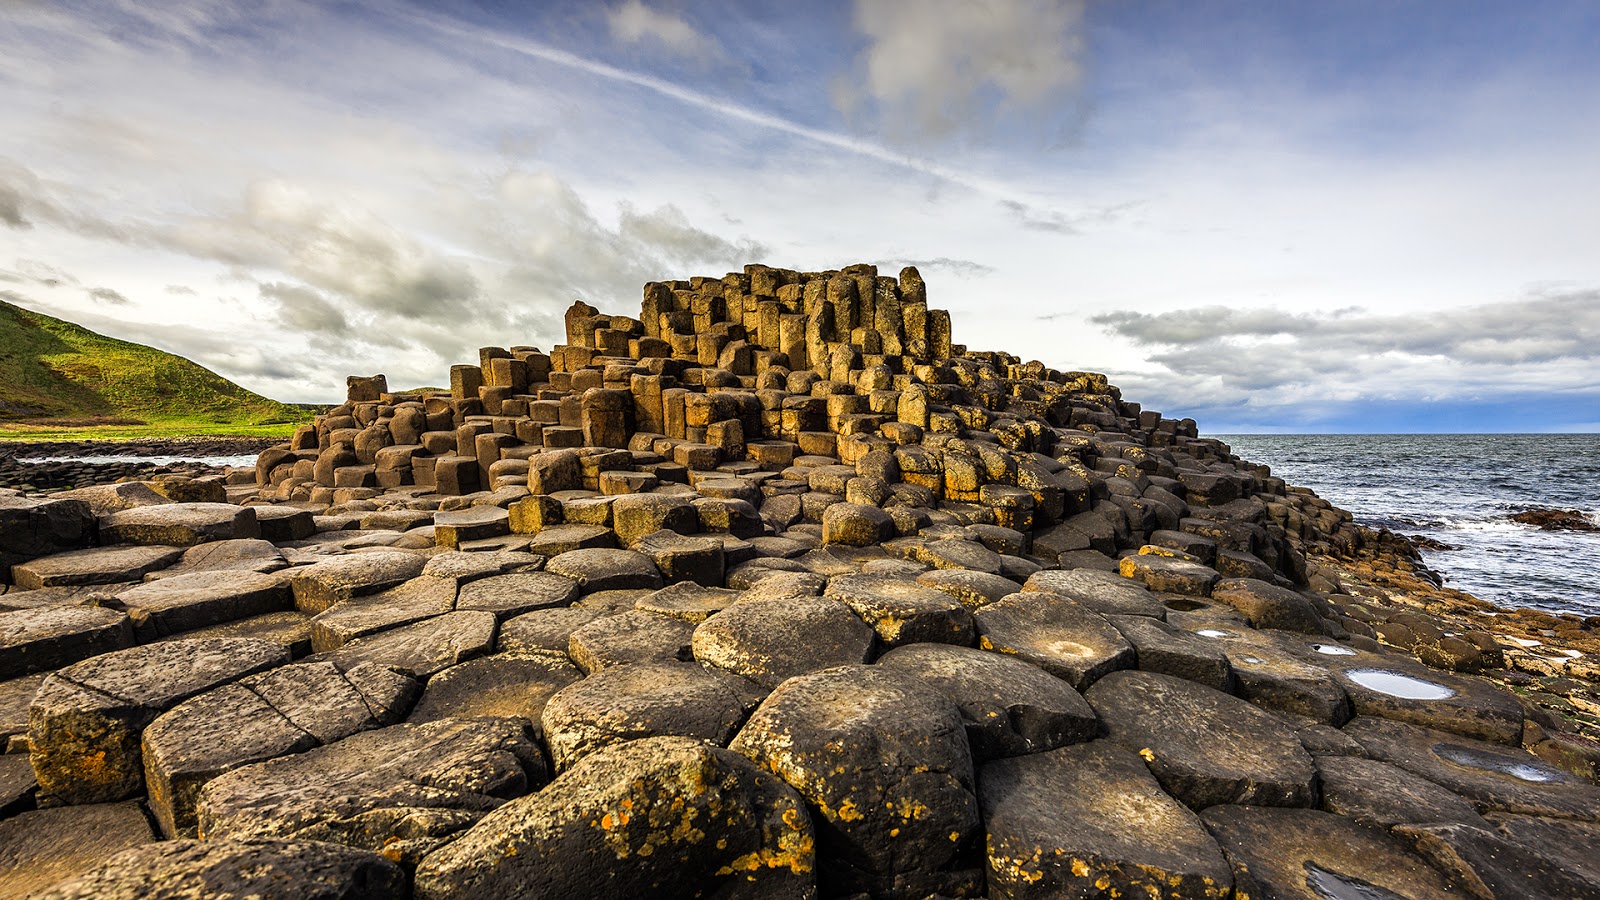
[541,661,758,770]
[99,503,259,547]
[1118,554,1220,596]
[973,592,1134,690]
[28,637,289,804]
[980,742,1233,899]
[876,643,1098,760]
[0,495,96,574]
[731,664,981,898]
[692,596,874,688]
[142,660,417,837]
[11,544,185,590]
[197,717,546,864]
[632,529,725,586]
[824,573,975,647]
[546,548,664,593]
[28,838,408,900]
[1085,669,1317,810]
[0,605,134,679]
[1202,805,1470,899]
[414,736,814,900]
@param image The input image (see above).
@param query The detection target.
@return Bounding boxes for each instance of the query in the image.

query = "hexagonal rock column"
[414,736,815,900]
[28,637,289,805]
[0,606,134,680]
[972,592,1134,691]
[731,665,982,899]
[692,597,874,689]
[28,838,408,900]
[98,503,259,547]
[980,742,1233,899]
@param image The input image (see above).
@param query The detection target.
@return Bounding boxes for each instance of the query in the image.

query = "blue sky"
[2,1,1597,432]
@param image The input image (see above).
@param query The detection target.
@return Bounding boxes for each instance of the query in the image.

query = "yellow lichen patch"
[1071,858,1091,877]
[949,831,961,842]
[1139,748,1156,763]
[834,797,865,822]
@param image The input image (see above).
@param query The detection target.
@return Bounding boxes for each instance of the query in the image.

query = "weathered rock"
[1316,755,1486,829]
[731,664,981,898]
[610,493,699,545]
[913,538,1004,575]
[28,637,289,804]
[11,544,184,590]
[143,538,287,580]
[163,609,312,656]
[1190,625,1352,724]
[1210,577,1327,634]
[567,608,695,673]
[99,503,259,547]
[973,592,1134,690]
[29,837,409,900]
[824,573,975,647]
[0,495,96,575]
[1119,554,1220,596]
[632,529,726,586]
[288,550,428,614]
[142,660,417,837]
[693,596,874,688]
[0,605,134,679]
[546,548,664,593]
[1023,567,1167,618]
[419,549,546,583]
[522,524,616,555]
[635,581,741,623]
[406,652,581,732]
[1399,816,1600,900]
[1107,613,1233,689]
[110,570,291,641]
[48,482,167,516]
[414,736,815,900]
[0,801,156,899]
[323,610,497,678]
[309,575,457,652]
[1344,716,1600,820]
[1202,805,1470,899]
[433,506,510,548]
[1085,669,1317,809]
[498,607,606,657]
[821,502,895,546]
[542,661,758,770]
[0,672,45,748]
[455,571,579,618]
[0,750,36,812]
[198,717,545,864]
[1329,656,1524,745]
[915,568,1020,609]
[980,742,1233,899]
[877,643,1098,760]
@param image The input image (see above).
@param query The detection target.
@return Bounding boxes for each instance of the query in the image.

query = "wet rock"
[1316,755,1486,829]
[1329,657,1524,745]
[0,801,156,899]
[406,652,581,732]
[1107,614,1233,690]
[973,592,1134,690]
[28,637,289,804]
[980,741,1232,899]
[455,571,579,618]
[1210,577,1327,634]
[1202,805,1470,899]
[877,643,1098,760]
[1085,669,1317,809]
[414,736,815,900]
[824,573,975,647]
[197,717,545,864]
[546,548,665,593]
[309,575,458,652]
[915,569,1020,609]
[111,570,291,641]
[142,660,417,837]
[288,550,428,614]
[11,544,185,590]
[1398,819,1600,900]
[693,597,875,688]
[731,664,981,898]
[323,610,497,679]
[99,503,259,547]
[1191,626,1352,724]
[29,837,409,900]
[1508,507,1598,532]
[1344,716,1600,820]
[568,608,694,673]
[542,661,758,770]
[0,605,134,679]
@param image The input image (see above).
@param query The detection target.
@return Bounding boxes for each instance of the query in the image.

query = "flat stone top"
[39,637,289,709]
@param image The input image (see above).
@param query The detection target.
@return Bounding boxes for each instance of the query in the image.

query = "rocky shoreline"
[3,263,1598,899]
[0,439,281,495]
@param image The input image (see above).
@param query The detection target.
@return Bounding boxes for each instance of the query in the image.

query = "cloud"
[7,259,80,288]
[86,286,129,304]
[879,257,996,278]
[616,202,768,268]
[0,159,38,228]
[838,0,1089,140]
[606,0,724,61]
[164,284,195,294]
[259,281,350,337]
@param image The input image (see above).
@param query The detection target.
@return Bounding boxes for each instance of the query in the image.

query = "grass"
[0,298,314,442]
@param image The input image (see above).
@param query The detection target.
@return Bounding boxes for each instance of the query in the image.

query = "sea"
[1219,434,1600,617]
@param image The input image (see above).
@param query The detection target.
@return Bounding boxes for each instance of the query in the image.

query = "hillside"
[0,298,305,427]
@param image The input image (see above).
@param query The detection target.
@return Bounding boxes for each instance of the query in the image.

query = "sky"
[2,0,1598,433]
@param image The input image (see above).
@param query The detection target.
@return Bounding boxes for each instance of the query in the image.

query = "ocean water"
[1218,434,1600,617]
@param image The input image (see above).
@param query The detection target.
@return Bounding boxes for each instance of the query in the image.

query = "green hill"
[0,297,307,429]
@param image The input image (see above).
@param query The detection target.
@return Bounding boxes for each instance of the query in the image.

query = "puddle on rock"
[1195,629,1234,639]
[1305,862,1408,900]
[1311,643,1359,656]
[1164,598,1207,612]
[1344,669,1457,700]
[1435,745,1565,782]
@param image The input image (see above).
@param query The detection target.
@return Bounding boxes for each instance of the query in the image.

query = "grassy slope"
[0,298,311,438]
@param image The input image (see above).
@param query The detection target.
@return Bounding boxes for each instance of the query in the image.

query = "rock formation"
[3,263,1600,898]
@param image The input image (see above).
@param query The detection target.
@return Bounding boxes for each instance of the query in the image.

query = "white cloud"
[839,0,1089,139]
[606,0,724,61]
